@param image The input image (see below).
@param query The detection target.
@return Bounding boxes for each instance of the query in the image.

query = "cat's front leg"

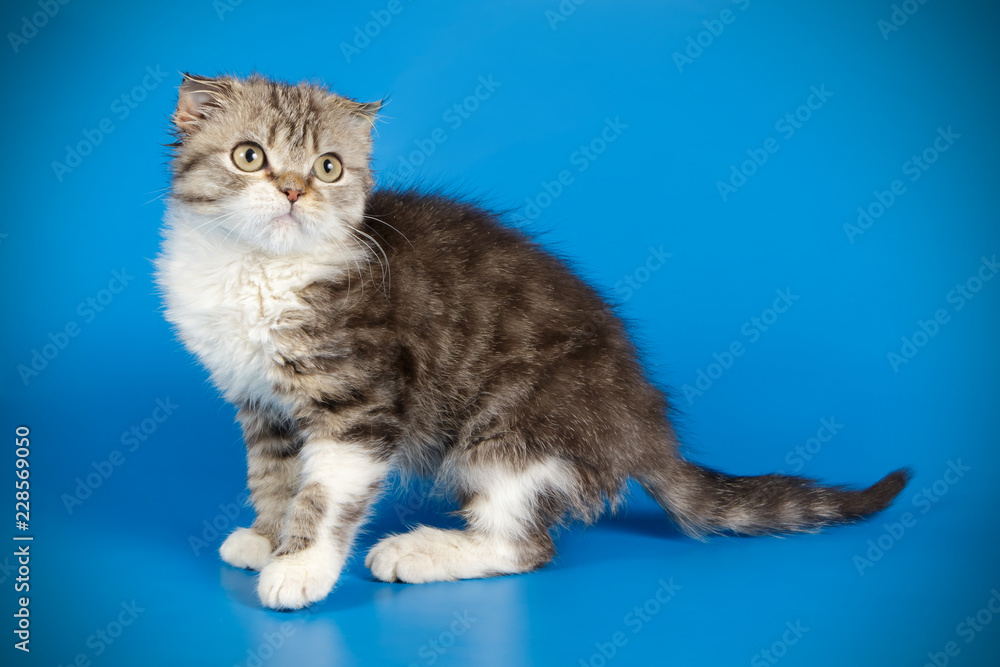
[220,408,300,571]
[257,439,387,609]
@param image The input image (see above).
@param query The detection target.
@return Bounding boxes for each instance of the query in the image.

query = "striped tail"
[638,458,910,538]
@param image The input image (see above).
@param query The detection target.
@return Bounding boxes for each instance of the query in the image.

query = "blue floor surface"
[2,1,998,665]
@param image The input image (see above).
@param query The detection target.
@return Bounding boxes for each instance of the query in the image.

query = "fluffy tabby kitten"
[157,73,909,610]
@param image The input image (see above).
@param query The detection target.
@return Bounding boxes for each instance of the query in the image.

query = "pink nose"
[282,188,304,202]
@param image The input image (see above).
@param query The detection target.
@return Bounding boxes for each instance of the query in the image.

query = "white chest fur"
[157,215,348,411]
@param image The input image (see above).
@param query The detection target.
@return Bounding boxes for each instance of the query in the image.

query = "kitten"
[156,73,909,610]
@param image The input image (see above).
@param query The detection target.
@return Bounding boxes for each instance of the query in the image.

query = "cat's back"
[359,188,627,372]
[366,188,528,256]
[364,188,590,299]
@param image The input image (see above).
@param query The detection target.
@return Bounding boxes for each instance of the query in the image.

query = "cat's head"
[167,73,380,255]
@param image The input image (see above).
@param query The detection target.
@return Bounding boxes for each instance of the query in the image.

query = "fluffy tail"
[637,459,910,537]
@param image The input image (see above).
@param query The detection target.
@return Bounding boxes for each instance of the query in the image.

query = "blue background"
[2,0,998,665]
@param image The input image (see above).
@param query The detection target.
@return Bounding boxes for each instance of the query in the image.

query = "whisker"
[338,233,368,304]
[347,231,383,290]
[350,227,391,295]
[178,210,242,242]
[364,213,414,250]
[142,192,170,207]
[141,187,174,207]
[225,214,254,245]
[231,216,254,247]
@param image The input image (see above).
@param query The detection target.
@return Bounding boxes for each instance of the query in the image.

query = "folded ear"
[174,73,231,134]
[346,99,383,130]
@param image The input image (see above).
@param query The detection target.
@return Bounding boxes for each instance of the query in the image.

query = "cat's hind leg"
[365,457,573,583]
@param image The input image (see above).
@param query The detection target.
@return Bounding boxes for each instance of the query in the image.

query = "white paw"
[366,526,500,583]
[257,548,339,609]
[220,528,272,571]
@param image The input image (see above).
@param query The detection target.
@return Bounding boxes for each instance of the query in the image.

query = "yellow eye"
[312,153,343,183]
[231,142,266,172]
